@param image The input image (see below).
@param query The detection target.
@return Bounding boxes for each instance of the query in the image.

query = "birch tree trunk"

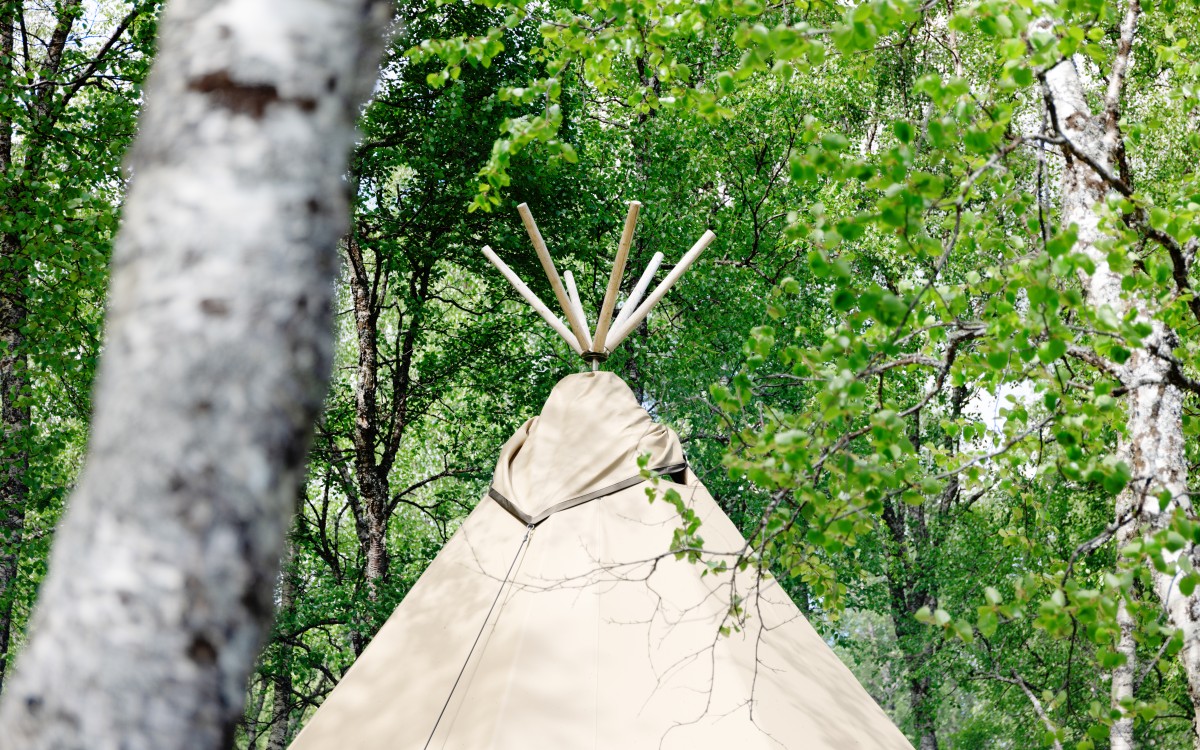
[0,1,392,747]
[1041,4,1199,746]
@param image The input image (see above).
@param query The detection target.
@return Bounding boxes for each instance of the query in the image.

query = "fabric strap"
[489,462,688,527]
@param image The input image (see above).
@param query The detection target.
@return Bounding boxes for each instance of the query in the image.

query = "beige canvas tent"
[289,204,913,750]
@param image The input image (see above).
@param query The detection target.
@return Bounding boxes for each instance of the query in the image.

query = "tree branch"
[58,2,148,112]
[992,670,1065,750]
[33,0,83,117]
[1066,344,1124,380]
[386,467,477,517]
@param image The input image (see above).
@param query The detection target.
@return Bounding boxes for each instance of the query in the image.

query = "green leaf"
[977,610,999,638]
[832,288,856,311]
[1037,338,1066,364]
[716,70,736,95]
[1181,575,1198,597]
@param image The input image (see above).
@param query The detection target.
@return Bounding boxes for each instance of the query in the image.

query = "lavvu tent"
[289,203,913,750]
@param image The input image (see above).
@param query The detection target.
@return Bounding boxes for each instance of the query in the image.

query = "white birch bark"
[0,1,391,748]
[1040,9,1199,747]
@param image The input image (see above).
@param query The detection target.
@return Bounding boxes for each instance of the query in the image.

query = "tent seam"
[487,461,688,527]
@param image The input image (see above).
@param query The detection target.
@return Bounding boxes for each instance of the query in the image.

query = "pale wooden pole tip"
[591,199,642,354]
[516,203,592,352]
[481,202,710,367]
[606,229,715,351]
[481,245,583,355]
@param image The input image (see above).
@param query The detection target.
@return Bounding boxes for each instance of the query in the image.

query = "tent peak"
[489,369,684,522]
[483,201,715,368]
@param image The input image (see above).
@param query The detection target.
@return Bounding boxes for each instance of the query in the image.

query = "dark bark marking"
[199,298,230,316]
[240,578,271,620]
[280,430,306,470]
[188,71,317,119]
[188,71,279,119]
[186,634,217,665]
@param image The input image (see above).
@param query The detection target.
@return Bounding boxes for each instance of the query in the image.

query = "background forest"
[1,0,1199,748]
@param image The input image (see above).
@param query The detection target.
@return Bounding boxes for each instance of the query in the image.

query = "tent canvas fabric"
[289,372,913,750]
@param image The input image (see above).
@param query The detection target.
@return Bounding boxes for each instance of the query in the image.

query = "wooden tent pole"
[517,203,592,353]
[566,268,595,350]
[482,246,583,354]
[606,230,715,350]
[591,200,641,354]
[611,251,664,333]
[563,270,582,313]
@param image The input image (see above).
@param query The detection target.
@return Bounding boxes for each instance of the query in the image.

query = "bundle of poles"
[482,200,716,369]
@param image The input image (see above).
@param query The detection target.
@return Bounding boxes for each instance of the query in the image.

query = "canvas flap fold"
[490,371,684,520]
